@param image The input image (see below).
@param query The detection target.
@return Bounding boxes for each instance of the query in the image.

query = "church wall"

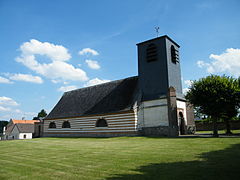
[142,99,169,127]
[137,98,171,136]
[43,111,138,137]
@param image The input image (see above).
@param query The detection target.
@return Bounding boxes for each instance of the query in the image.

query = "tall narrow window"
[171,45,179,63]
[49,122,56,128]
[96,118,108,127]
[146,43,158,62]
[62,121,71,128]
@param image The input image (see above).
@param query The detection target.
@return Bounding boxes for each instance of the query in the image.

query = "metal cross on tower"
[155,27,160,37]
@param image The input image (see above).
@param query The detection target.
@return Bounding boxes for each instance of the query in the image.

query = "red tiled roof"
[11,120,40,124]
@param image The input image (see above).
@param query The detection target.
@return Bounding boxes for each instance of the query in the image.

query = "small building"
[43,35,195,137]
[3,119,40,140]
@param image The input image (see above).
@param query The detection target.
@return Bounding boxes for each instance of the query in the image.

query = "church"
[43,35,195,137]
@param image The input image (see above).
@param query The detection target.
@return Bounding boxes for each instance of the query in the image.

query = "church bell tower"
[137,35,183,100]
[137,35,185,137]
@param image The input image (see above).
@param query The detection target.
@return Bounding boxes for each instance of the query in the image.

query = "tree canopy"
[33,109,47,120]
[186,75,240,136]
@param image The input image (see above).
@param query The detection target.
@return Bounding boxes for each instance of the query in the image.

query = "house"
[43,35,195,137]
[3,119,40,140]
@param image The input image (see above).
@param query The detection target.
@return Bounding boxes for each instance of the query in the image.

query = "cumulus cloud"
[16,39,88,82]
[197,48,240,76]
[184,80,193,87]
[85,60,101,70]
[20,39,71,61]
[0,76,13,84]
[8,73,43,84]
[84,78,110,87]
[79,48,99,56]
[58,85,78,92]
[0,96,19,106]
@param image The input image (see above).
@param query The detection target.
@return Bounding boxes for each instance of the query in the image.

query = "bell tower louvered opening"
[171,45,179,63]
[146,43,158,62]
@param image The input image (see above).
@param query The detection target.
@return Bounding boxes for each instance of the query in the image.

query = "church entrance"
[179,112,185,135]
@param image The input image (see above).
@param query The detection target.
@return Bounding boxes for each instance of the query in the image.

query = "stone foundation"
[139,126,179,137]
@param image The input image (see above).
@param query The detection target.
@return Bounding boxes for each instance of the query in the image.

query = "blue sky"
[0,0,240,120]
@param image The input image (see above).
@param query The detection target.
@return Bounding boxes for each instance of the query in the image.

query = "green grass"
[1,137,240,180]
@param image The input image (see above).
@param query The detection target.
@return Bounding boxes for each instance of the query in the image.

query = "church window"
[146,43,158,62]
[49,122,56,128]
[96,118,108,127]
[171,45,179,63]
[62,121,71,128]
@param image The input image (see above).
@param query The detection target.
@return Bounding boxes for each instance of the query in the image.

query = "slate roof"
[15,124,35,133]
[46,76,140,120]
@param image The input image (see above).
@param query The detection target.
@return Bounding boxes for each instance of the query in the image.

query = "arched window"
[62,121,71,128]
[49,122,56,128]
[96,118,108,127]
[23,134,26,139]
[146,43,158,62]
[171,45,179,63]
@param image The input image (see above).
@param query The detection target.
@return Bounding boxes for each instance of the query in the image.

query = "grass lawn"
[0,137,240,180]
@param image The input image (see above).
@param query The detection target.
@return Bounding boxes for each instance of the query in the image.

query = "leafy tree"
[0,121,8,133]
[33,109,47,120]
[186,75,240,137]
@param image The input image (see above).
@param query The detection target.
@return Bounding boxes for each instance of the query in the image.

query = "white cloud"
[183,88,190,95]
[84,78,110,87]
[197,48,240,76]
[8,73,43,84]
[58,85,78,92]
[16,39,88,82]
[0,96,19,106]
[20,39,71,61]
[184,80,193,87]
[0,76,13,84]
[79,48,99,56]
[0,106,11,112]
[85,60,101,70]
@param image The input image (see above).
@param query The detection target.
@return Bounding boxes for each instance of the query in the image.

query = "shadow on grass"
[106,143,240,180]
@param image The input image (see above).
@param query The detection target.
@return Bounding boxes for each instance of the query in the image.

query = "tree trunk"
[213,119,219,137]
[225,118,232,135]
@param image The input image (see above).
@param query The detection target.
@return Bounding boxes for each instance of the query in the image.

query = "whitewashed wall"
[9,125,19,139]
[19,133,32,139]
[176,100,187,124]
[138,98,169,128]
[44,111,137,135]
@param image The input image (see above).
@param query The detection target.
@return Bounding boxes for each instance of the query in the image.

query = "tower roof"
[137,35,180,48]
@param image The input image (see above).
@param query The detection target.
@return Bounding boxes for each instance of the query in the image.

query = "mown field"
[0,137,240,180]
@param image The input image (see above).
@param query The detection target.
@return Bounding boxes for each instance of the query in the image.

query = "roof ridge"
[65,75,138,94]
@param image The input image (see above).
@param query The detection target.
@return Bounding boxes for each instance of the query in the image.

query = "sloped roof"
[5,120,39,134]
[12,120,40,124]
[15,124,34,133]
[46,76,140,120]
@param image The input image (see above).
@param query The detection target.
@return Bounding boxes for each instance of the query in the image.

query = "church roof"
[45,76,140,120]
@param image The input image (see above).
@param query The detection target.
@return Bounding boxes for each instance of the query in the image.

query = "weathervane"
[155,27,160,37]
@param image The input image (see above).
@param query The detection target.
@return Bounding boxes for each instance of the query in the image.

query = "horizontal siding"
[44,111,137,134]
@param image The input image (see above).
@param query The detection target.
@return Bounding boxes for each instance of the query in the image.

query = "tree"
[186,75,240,137]
[33,109,47,120]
